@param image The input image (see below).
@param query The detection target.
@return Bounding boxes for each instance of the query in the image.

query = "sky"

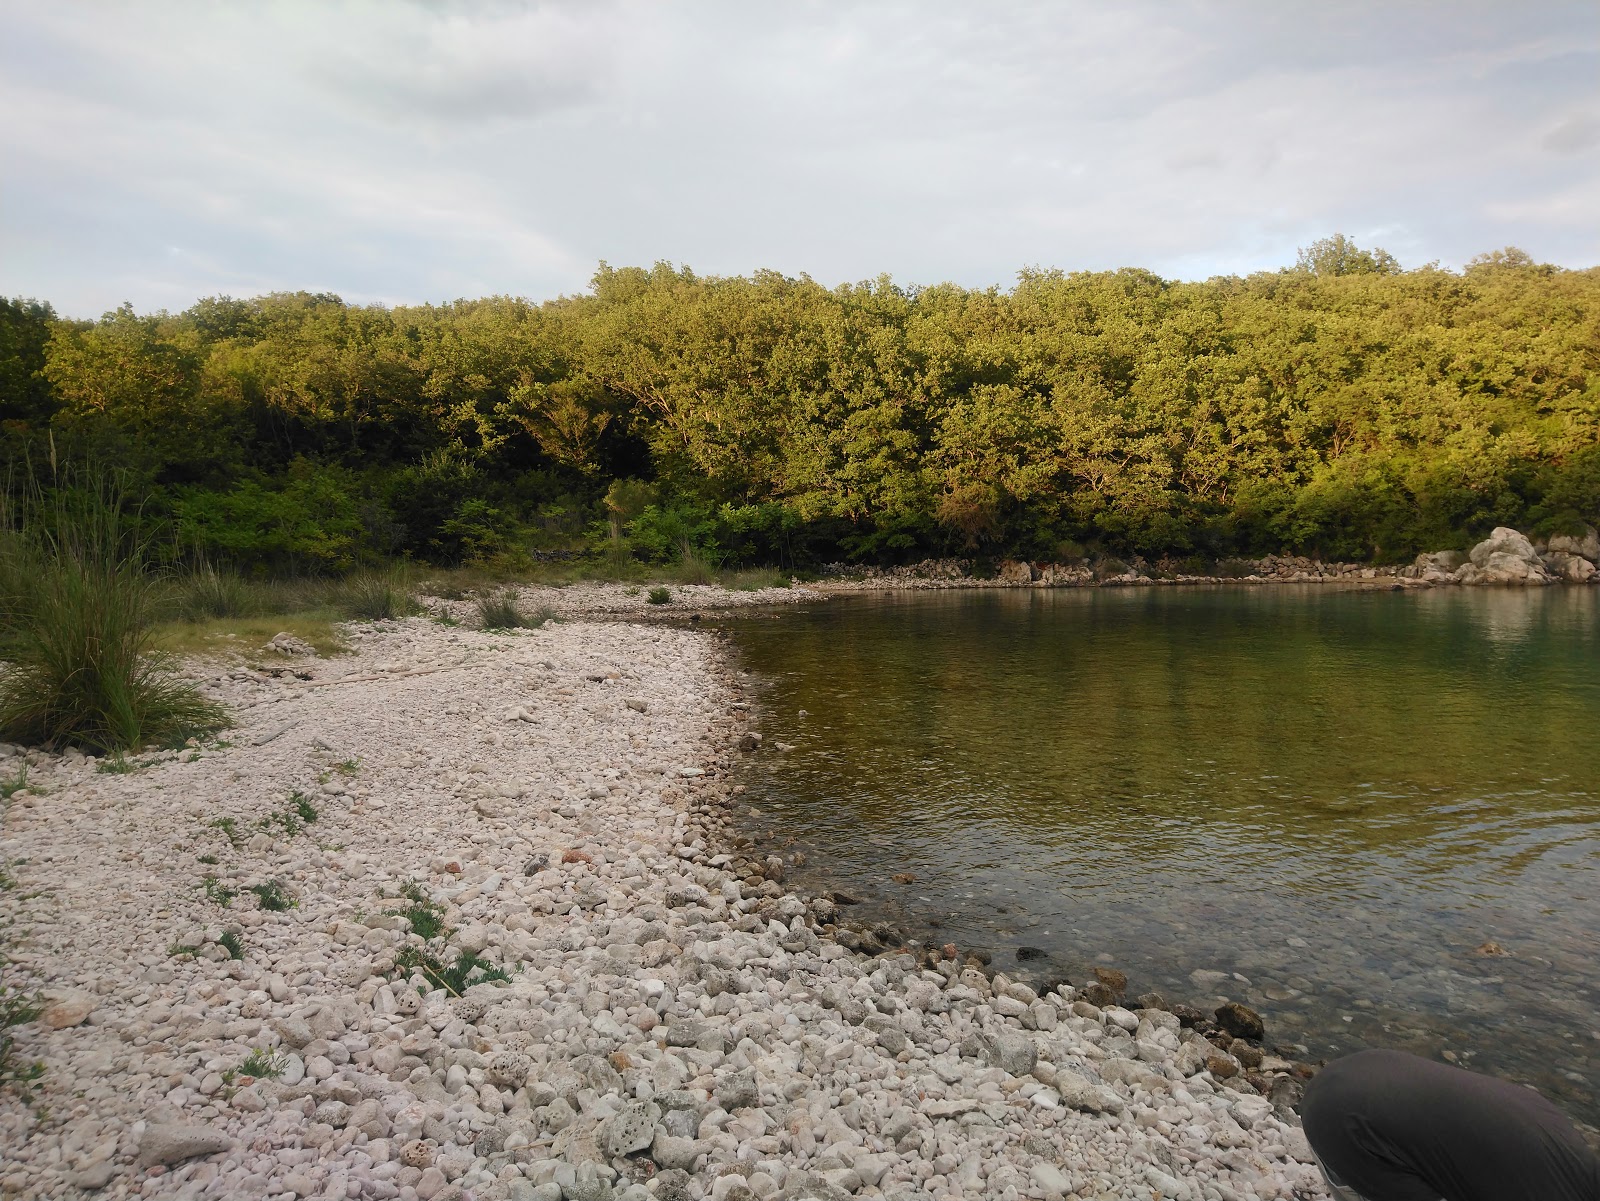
[2,0,1597,317]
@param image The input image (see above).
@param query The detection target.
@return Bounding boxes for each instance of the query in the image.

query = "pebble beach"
[0,585,1322,1201]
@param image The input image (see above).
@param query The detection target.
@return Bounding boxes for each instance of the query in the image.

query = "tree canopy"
[3,239,1597,570]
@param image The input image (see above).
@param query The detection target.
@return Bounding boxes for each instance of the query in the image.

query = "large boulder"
[997,560,1037,585]
[1547,526,1600,563]
[1458,528,1554,585]
[1468,527,1538,569]
[1543,552,1597,583]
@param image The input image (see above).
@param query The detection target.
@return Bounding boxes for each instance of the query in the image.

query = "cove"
[726,585,1600,1125]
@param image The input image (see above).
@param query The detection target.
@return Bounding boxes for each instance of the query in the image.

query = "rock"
[1461,528,1553,585]
[71,1162,115,1191]
[599,1100,660,1157]
[264,631,317,656]
[42,991,95,1028]
[737,732,763,752]
[715,1067,759,1110]
[1080,981,1116,1007]
[1031,1162,1073,1196]
[1052,1069,1124,1115]
[1214,1001,1265,1041]
[1544,551,1596,582]
[653,1170,694,1201]
[1548,525,1600,562]
[651,1132,705,1171]
[997,560,1037,585]
[1092,966,1128,994]
[137,1123,234,1166]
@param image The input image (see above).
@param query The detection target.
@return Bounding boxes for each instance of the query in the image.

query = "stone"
[997,560,1037,585]
[716,1067,759,1110]
[1030,1162,1073,1196]
[137,1123,234,1166]
[1461,527,1552,585]
[1214,1002,1265,1042]
[1051,1070,1124,1115]
[599,1100,661,1157]
[651,1133,705,1171]
[1544,551,1596,582]
[71,1162,116,1191]
[42,992,95,1028]
[1547,525,1600,562]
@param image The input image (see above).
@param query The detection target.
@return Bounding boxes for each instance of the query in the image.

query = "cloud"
[1,0,1596,316]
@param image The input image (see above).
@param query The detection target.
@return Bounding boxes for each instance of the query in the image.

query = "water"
[723,585,1600,1123]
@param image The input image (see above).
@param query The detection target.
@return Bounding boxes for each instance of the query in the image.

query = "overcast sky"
[3,1,1597,317]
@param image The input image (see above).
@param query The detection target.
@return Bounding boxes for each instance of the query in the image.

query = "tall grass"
[170,561,262,621]
[338,571,420,621]
[474,590,553,630]
[0,480,228,752]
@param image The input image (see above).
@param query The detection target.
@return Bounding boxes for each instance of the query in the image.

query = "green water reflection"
[727,586,1600,1121]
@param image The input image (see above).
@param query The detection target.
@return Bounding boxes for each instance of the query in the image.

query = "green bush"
[647,586,672,605]
[339,571,418,621]
[0,482,228,752]
[170,563,261,621]
[475,590,529,630]
[171,470,366,572]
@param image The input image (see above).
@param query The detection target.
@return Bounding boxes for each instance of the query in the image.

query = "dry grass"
[155,614,349,661]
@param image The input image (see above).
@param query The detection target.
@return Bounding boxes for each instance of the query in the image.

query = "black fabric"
[1301,1049,1600,1201]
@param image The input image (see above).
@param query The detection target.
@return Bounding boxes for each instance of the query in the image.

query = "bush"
[170,563,260,621]
[170,471,366,572]
[0,482,228,752]
[475,590,537,630]
[339,571,418,621]
[647,586,672,605]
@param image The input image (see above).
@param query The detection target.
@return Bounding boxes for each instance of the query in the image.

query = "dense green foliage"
[4,240,1597,568]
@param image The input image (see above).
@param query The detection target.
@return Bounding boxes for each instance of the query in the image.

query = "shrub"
[0,481,228,752]
[647,586,672,605]
[170,562,260,621]
[475,590,528,630]
[339,571,418,621]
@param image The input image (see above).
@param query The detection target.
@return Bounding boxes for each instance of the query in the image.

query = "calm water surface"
[724,586,1600,1123]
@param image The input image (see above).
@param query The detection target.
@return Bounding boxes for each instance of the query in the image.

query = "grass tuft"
[474,590,554,631]
[237,1047,286,1079]
[647,586,672,605]
[339,571,419,622]
[247,879,295,912]
[0,479,228,753]
[217,930,245,960]
[388,882,449,941]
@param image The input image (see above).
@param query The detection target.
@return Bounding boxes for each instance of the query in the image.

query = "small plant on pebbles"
[387,883,449,941]
[196,853,218,865]
[247,880,295,912]
[217,930,245,960]
[0,765,29,801]
[201,875,236,907]
[0,850,44,1104]
[209,817,244,848]
[261,792,317,837]
[647,587,672,605]
[236,1048,286,1080]
[393,946,510,997]
[333,758,360,776]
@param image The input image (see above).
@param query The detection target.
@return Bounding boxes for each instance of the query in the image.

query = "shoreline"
[3,587,1320,1201]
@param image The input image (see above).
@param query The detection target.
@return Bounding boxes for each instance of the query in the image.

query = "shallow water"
[725,585,1600,1123]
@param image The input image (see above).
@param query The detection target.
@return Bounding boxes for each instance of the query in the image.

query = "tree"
[1295,234,1402,277]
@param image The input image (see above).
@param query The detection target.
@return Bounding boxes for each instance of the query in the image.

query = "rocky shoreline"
[814,524,1600,591]
[0,584,1329,1201]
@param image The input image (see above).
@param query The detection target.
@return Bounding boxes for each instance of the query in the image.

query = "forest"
[3,238,1597,574]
